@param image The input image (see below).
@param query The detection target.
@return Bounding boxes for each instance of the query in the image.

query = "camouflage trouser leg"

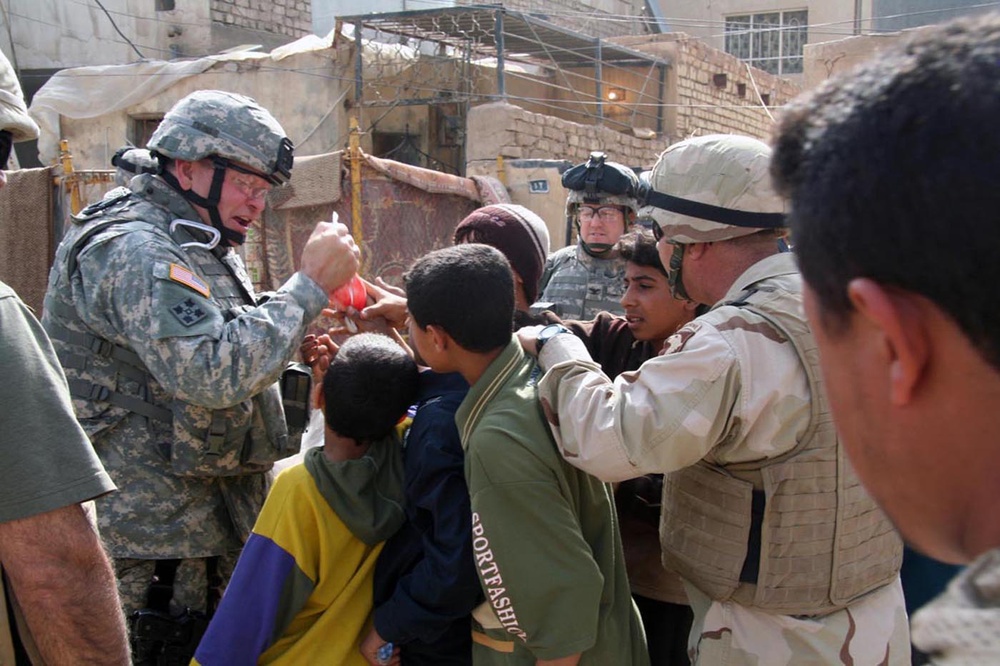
[115,553,239,616]
[683,578,911,665]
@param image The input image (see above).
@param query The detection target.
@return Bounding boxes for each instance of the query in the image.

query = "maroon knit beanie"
[454,204,551,303]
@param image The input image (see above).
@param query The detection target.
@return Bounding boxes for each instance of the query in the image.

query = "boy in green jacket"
[403,244,648,666]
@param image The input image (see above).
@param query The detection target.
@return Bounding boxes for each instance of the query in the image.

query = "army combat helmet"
[561,151,640,256]
[638,134,786,298]
[148,90,294,245]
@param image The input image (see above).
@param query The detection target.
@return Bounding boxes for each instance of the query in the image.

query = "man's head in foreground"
[771,13,1000,563]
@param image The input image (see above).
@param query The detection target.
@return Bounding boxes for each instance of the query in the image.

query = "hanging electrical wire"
[92,0,145,59]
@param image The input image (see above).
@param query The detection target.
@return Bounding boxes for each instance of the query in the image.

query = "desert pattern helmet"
[640,134,785,244]
[147,90,293,185]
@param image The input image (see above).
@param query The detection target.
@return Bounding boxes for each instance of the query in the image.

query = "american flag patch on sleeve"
[168,263,211,298]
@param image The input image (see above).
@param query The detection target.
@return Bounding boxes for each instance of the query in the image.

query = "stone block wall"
[612,33,802,141]
[668,35,801,140]
[466,101,668,170]
[465,101,669,247]
[210,0,311,39]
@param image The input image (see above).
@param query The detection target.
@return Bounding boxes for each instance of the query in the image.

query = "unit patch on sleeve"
[168,263,211,298]
[171,298,208,327]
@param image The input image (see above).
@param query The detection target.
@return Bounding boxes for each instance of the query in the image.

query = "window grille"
[725,10,807,75]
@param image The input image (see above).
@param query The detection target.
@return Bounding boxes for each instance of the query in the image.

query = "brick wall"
[210,0,311,39]
[613,33,802,141]
[669,35,801,139]
[467,101,669,169]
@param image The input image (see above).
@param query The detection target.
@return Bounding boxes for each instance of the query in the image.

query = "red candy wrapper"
[331,274,366,311]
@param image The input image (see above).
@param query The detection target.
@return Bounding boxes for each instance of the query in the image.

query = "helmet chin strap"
[667,243,692,301]
[161,157,246,246]
[581,241,615,257]
[574,220,616,257]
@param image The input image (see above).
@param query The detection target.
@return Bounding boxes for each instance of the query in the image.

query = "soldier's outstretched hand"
[300,216,360,294]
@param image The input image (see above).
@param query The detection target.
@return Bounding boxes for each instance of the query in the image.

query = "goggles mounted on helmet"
[562,151,638,198]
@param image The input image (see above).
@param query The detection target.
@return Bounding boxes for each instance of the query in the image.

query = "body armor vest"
[660,279,902,616]
[536,244,626,320]
[43,193,301,480]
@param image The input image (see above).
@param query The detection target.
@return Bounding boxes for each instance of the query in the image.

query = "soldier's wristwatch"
[535,323,572,353]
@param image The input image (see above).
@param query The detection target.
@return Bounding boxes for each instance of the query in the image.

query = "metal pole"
[656,64,665,135]
[595,39,603,125]
[349,118,364,262]
[495,9,505,100]
[354,23,364,107]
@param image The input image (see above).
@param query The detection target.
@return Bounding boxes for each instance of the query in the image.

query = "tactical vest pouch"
[280,362,312,440]
[167,380,300,477]
[168,401,258,477]
[660,463,753,602]
[241,382,301,467]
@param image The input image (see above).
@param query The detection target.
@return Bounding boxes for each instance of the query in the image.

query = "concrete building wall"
[654,0,875,80]
[872,0,994,32]
[2,0,309,70]
[801,30,903,90]
[802,3,996,90]
[657,1,873,49]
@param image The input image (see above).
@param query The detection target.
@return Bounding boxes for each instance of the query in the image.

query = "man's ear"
[847,278,930,406]
[427,324,451,353]
[172,159,196,189]
[686,242,711,260]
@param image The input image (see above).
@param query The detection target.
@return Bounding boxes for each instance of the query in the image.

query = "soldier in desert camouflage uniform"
[534,152,639,319]
[521,134,910,664]
[41,91,359,640]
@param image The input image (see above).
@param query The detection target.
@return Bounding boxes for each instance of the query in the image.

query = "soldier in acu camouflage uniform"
[41,90,359,653]
[533,151,639,319]
[521,134,910,665]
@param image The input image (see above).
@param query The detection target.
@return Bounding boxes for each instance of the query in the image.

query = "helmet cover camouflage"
[640,134,785,244]
[563,152,640,218]
[147,90,293,184]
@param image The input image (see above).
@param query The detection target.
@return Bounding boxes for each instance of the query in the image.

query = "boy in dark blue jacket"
[362,369,482,665]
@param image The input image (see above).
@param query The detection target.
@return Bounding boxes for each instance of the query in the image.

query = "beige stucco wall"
[802,30,907,90]
[55,46,352,171]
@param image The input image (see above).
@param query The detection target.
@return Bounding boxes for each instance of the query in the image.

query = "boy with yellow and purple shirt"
[193,333,418,666]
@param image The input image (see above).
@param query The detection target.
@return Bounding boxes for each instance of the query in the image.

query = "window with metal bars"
[724,10,807,76]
